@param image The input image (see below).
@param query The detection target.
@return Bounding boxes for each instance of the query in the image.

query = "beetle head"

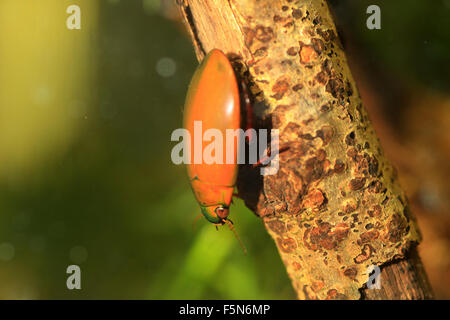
[200,204,229,224]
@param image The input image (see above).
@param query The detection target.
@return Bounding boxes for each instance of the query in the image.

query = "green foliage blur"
[330,0,450,92]
[0,0,293,299]
[0,0,448,299]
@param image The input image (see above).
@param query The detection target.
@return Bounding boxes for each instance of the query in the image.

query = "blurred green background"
[0,0,448,299]
[0,0,292,299]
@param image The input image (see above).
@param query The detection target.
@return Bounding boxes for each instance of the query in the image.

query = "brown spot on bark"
[343,266,358,280]
[304,156,325,183]
[299,42,318,64]
[315,125,334,146]
[277,237,297,253]
[311,281,324,292]
[317,28,336,42]
[292,8,302,19]
[303,285,318,300]
[333,223,350,241]
[315,71,328,85]
[304,222,349,251]
[345,131,355,146]
[274,104,294,113]
[344,80,353,95]
[387,213,408,243]
[316,149,327,161]
[253,46,268,58]
[359,230,379,244]
[320,103,331,112]
[281,171,304,215]
[346,147,357,159]
[311,38,325,54]
[292,83,303,91]
[266,219,286,235]
[283,21,294,29]
[322,58,332,74]
[303,189,326,209]
[282,121,302,140]
[326,289,347,300]
[255,25,274,43]
[310,93,320,99]
[302,118,314,125]
[273,15,283,22]
[243,27,255,47]
[271,76,290,100]
[300,133,314,140]
[368,156,379,177]
[312,16,322,26]
[280,59,293,66]
[368,180,383,194]
[349,177,366,191]
[367,205,382,218]
[333,160,345,174]
[326,78,345,99]
[287,47,298,56]
[271,114,282,128]
[354,244,375,264]
[344,201,357,213]
[272,104,293,129]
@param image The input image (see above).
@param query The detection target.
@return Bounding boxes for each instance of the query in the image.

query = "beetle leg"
[239,80,255,144]
[253,143,290,168]
[224,219,247,255]
[192,213,203,231]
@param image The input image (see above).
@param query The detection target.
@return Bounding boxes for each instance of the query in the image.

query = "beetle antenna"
[224,219,247,255]
[192,213,203,231]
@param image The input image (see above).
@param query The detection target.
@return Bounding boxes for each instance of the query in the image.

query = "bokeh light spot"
[0,243,15,261]
[156,57,177,78]
[69,246,88,264]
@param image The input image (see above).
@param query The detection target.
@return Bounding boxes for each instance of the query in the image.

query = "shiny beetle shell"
[183,49,240,224]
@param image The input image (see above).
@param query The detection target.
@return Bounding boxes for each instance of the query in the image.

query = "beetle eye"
[215,206,229,219]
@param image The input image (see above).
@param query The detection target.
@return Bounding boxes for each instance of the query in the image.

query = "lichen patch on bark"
[230,0,420,300]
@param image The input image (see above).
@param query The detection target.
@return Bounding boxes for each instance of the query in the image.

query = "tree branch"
[178,0,433,300]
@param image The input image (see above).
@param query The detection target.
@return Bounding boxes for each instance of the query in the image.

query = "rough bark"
[177,0,433,300]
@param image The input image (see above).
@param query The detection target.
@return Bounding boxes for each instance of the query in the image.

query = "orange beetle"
[183,49,241,226]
